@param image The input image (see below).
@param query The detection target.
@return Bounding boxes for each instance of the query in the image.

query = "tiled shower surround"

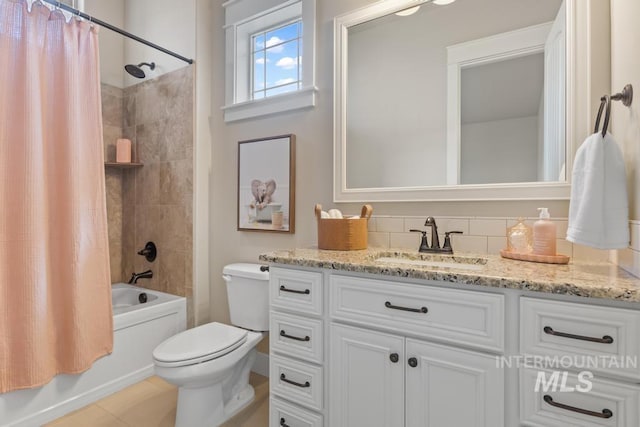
[102,66,194,326]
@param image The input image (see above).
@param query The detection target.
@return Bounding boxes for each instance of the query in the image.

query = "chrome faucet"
[410,217,463,254]
[128,269,153,284]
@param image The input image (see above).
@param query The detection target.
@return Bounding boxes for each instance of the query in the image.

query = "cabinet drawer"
[270,268,323,316]
[520,298,640,380]
[270,397,323,427]
[270,354,323,412]
[329,274,504,352]
[270,311,323,364]
[520,367,640,427]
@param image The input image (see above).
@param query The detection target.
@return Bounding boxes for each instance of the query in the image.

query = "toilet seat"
[153,322,248,368]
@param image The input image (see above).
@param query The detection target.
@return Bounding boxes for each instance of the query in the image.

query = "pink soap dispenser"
[532,208,556,255]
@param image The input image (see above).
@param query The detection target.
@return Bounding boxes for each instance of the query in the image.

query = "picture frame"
[237,134,296,233]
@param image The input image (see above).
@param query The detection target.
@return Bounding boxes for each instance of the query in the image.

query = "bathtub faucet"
[128,269,153,284]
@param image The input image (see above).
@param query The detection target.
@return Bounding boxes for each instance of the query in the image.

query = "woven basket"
[315,204,373,250]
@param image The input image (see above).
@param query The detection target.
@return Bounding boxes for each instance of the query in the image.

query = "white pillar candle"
[116,138,132,163]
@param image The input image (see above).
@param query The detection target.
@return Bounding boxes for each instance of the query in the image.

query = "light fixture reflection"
[433,0,456,5]
[395,5,420,16]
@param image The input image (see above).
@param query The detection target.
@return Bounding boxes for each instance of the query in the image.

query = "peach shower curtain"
[0,0,112,392]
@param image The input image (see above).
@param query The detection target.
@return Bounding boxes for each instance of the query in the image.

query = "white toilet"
[152,263,269,427]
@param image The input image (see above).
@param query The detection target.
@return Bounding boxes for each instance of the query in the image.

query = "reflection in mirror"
[460,53,546,184]
[453,5,566,186]
[343,0,566,195]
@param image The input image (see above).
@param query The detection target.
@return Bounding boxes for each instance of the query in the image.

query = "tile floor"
[46,373,269,427]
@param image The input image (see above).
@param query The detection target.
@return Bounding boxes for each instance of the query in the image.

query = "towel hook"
[594,84,633,137]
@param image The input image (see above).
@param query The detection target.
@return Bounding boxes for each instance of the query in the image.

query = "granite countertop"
[259,247,640,303]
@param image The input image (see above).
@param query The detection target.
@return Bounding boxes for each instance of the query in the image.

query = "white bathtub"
[0,283,186,427]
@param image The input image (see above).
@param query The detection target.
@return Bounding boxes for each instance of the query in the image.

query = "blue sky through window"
[252,21,302,99]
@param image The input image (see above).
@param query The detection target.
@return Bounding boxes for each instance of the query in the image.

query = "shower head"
[124,62,155,79]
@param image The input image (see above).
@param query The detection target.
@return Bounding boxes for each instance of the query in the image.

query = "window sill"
[222,86,318,122]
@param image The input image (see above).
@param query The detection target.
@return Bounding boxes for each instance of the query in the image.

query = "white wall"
[611,0,640,275]
[611,0,640,219]
[85,0,125,88]
[85,0,195,87]
[123,0,196,87]
[194,0,213,325]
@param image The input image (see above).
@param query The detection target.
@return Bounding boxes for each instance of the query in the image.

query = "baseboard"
[6,366,154,427]
[252,351,269,377]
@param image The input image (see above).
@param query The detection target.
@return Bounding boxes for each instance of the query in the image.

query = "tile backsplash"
[368,215,611,262]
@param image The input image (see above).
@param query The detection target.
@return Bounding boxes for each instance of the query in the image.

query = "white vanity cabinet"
[328,274,505,427]
[269,267,325,427]
[519,297,640,427]
[330,323,504,427]
[267,263,640,427]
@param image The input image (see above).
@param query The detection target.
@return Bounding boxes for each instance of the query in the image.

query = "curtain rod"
[41,0,194,64]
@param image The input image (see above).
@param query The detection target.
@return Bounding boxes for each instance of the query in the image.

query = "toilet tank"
[222,263,270,331]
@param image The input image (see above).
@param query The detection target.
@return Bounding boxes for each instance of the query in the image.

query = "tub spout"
[129,269,153,284]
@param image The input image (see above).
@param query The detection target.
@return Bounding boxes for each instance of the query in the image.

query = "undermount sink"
[374,252,488,272]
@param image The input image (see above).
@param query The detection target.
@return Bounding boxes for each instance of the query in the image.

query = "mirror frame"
[333,0,586,202]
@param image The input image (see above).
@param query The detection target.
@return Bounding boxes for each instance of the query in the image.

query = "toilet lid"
[153,322,247,366]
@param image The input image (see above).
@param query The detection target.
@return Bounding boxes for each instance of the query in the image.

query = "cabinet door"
[406,339,504,427]
[330,323,405,427]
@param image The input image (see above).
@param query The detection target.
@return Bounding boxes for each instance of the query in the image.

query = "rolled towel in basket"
[328,209,343,219]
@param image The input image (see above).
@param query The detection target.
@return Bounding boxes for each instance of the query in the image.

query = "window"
[223,0,316,122]
[251,20,302,100]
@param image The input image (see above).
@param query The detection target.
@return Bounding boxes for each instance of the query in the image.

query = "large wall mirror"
[334,0,583,202]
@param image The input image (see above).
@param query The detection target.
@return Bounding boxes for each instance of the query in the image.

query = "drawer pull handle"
[408,357,418,368]
[280,373,310,388]
[385,301,428,314]
[543,326,614,344]
[543,395,613,419]
[280,418,289,427]
[280,285,310,295]
[280,330,310,342]
[390,353,399,363]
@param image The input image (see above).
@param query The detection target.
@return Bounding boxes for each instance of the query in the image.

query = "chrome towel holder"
[594,84,633,137]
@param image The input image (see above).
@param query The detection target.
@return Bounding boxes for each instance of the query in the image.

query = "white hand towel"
[566,132,629,249]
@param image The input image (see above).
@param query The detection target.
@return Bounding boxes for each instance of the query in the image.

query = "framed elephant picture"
[237,134,296,233]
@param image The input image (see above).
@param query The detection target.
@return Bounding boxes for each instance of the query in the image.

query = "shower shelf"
[104,162,144,169]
